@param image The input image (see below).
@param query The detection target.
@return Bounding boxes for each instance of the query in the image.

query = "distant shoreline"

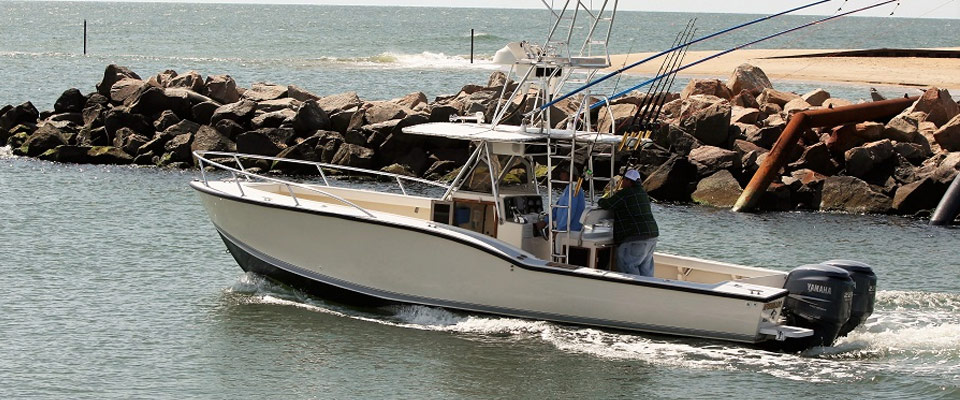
[608,48,960,89]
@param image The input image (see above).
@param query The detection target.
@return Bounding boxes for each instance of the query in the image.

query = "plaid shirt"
[597,184,659,244]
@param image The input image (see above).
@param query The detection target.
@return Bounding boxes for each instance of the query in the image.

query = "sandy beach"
[607,48,960,89]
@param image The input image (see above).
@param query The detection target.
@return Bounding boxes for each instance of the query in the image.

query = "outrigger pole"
[532,0,833,115]
[590,0,899,110]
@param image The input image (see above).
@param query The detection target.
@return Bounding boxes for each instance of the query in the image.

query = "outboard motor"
[822,260,877,337]
[780,264,854,350]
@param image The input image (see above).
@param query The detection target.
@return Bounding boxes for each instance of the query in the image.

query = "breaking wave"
[227,276,960,384]
[0,50,498,71]
[0,146,13,159]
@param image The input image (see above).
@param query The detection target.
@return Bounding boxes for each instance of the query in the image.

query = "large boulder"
[82,103,106,128]
[242,82,287,102]
[825,124,867,158]
[691,170,743,208]
[904,87,959,127]
[213,119,245,139]
[893,142,928,165]
[76,126,109,147]
[731,106,762,125]
[191,101,219,125]
[255,98,299,113]
[109,78,146,105]
[317,91,363,115]
[166,70,205,94]
[54,88,86,113]
[756,88,800,107]
[727,63,772,96]
[191,125,236,156]
[0,101,39,132]
[429,104,460,123]
[363,101,404,125]
[103,107,154,139]
[291,99,331,135]
[210,100,258,126]
[394,92,428,110]
[789,142,839,176]
[161,133,194,164]
[786,168,828,210]
[642,155,698,201]
[287,85,321,102]
[820,176,891,214]
[822,98,853,109]
[731,90,761,109]
[883,111,924,143]
[892,177,947,214]
[844,139,895,178]
[21,124,69,157]
[801,88,831,106]
[330,143,374,168]
[314,131,346,163]
[96,65,141,97]
[783,98,813,115]
[680,101,731,147]
[596,103,637,134]
[139,119,201,156]
[687,145,739,178]
[145,69,178,88]
[251,109,296,129]
[204,75,240,104]
[236,130,284,156]
[933,114,960,151]
[128,86,192,119]
[681,79,733,100]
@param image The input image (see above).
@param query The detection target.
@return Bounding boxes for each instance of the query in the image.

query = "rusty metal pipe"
[732,96,919,212]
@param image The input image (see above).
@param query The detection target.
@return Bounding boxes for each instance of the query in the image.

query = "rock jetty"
[2,64,959,217]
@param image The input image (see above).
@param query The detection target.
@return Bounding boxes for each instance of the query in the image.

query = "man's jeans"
[616,237,657,276]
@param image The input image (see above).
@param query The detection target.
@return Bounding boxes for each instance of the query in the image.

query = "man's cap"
[624,169,641,182]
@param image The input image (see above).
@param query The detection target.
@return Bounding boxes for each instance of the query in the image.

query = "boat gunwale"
[191,180,788,304]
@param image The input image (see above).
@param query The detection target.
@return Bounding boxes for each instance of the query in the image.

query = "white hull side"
[194,182,782,343]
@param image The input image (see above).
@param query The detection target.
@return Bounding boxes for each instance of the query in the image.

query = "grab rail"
[194,151,388,218]
[196,150,452,194]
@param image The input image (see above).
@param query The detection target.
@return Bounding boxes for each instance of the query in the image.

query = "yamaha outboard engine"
[780,264,854,350]
[822,260,877,337]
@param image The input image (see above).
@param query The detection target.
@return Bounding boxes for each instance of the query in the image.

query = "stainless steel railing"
[194,151,451,218]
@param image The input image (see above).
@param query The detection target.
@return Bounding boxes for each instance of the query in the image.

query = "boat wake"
[226,273,959,384]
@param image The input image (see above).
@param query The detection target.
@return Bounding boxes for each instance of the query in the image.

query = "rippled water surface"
[2,1,958,110]
[1,153,957,399]
[2,2,959,398]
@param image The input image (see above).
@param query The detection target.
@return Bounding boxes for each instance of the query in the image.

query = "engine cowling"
[822,259,877,337]
[780,264,854,350]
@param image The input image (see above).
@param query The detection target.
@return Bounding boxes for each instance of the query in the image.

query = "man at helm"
[597,169,659,276]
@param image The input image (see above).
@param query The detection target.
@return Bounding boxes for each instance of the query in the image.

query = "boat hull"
[194,181,783,344]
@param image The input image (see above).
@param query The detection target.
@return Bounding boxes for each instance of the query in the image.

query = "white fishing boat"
[192,0,876,350]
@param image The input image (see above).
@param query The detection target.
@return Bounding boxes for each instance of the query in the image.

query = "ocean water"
[1,2,959,399]
[2,1,958,111]
[1,152,958,399]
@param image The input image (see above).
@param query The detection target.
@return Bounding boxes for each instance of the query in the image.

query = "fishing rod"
[617,23,696,151]
[645,27,698,132]
[629,20,694,131]
[591,0,899,110]
[633,22,697,132]
[531,0,834,115]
